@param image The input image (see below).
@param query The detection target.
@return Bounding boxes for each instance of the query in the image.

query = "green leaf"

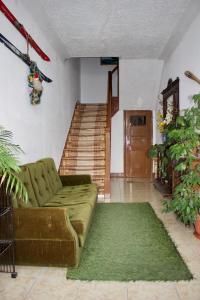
[0,126,28,203]
[175,162,187,172]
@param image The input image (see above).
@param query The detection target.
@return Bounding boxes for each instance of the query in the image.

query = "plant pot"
[194,214,200,239]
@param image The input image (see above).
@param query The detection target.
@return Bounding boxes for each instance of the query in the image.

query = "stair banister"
[104,66,119,197]
[104,71,112,197]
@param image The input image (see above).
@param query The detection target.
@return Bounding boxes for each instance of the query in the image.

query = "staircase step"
[72,120,106,125]
[70,127,105,134]
[65,146,105,152]
[63,156,105,164]
[62,158,105,164]
[66,142,105,147]
[63,150,105,160]
[68,136,105,142]
[76,109,107,115]
[74,112,107,117]
[73,116,106,123]
[76,109,107,114]
[59,168,105,176]
[70,129,105,136]
[71,124,106,130]
[77,104,106,109]
[92,179,105,185]
[61,162,105,168]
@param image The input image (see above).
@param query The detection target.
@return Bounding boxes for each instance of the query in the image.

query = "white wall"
[111,59,163,173]
[119,59,164,111]
[80,58,117,103]
[111,111,124,173]
[0,0,80,168]
[160,11,200,112]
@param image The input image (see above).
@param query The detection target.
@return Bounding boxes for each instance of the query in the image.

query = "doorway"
[124,110,152,178]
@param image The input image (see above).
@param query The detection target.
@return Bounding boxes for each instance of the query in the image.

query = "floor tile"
[0,274,36,300]
[176,281,200,300]
[76,281,127,300]
[25,269,79,300]
[127,282,179,300]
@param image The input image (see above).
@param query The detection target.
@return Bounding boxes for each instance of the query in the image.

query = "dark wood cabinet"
[154,154,200,196]
[153,77,180,196]
[0,185,17,278]
[154,149,172,196]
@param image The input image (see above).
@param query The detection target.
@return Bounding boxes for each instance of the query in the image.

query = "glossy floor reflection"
[0,178,200,300]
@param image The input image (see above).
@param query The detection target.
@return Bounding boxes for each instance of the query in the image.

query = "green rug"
[67,203,193,281]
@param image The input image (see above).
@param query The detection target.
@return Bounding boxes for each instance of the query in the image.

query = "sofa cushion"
[57,183,97,194]
[43,200,92,246]
[37,158,62,194]
[55,184,97,208]
[45,194,92,208]
[14,165,38,208]
[28,162,53,206]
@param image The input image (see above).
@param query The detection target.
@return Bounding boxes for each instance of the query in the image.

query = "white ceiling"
[24,0,200,59]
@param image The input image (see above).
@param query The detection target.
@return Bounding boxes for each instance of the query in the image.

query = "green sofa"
[13,158,98,267]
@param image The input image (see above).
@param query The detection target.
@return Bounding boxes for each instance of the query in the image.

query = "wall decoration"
[0,33,52,105]
[184,70,200,85]
[28,62,43,105]
[0,0,50,61]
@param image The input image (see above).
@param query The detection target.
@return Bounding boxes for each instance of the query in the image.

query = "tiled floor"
[1,178,200,300]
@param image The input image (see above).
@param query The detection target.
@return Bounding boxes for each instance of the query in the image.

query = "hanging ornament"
[26,36,43,105]
[28,62,43,105]
[0,32,52,105]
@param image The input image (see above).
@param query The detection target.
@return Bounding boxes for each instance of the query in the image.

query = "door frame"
[123,110,153,178]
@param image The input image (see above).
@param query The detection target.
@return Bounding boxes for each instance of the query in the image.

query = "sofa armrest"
[59,174,92,186]
[14,207,78,241]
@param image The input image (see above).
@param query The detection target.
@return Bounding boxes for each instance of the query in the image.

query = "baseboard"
[111,173,124,178]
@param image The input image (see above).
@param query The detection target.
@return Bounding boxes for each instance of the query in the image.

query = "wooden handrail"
[106,71,112,130]
[104,128,111,197]
[104,66,119,197]
[111,66,118,74]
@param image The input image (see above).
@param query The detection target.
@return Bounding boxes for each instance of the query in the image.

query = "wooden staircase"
[59,65,119,198]
[59,103,107,195]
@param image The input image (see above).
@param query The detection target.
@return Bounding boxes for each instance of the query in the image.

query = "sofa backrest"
[27,162,53,206]
[37,158,62,194]
[14,165,39,208]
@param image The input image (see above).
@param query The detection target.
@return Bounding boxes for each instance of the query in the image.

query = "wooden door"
[124,110,152,178]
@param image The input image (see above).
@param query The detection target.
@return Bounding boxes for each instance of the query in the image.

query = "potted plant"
[148,143,169,183]
[0,126,27,202]
[163,93,200,236]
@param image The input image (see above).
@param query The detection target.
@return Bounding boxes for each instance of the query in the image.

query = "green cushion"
[43,200,92,246]
[28,162,53,206]
[37,158,62,193]
[57,183,97,194]
[56,184,97,207]
[15,164,38,208]
[60,175,92,186]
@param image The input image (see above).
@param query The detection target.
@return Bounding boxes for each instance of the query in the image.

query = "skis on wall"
[0,32,52,83]
[0,0,50,61]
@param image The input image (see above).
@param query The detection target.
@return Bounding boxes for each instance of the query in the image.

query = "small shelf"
[0,185,17,278]
[0,207,11,216]
[0,241,13,255]
[153,179,172,197]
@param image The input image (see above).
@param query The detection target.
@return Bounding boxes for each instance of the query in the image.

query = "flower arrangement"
[157,97,173,133]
